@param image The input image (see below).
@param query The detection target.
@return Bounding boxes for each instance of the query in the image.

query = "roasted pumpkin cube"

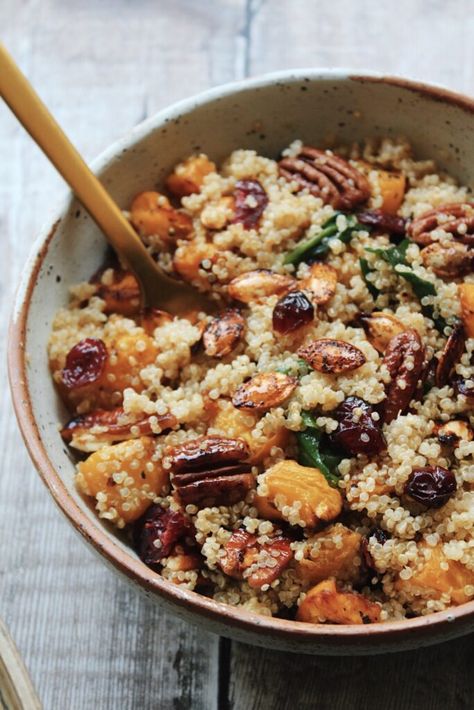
[173,241,219,289]
[396,546,474,605]
[166,155,216,198]
[130,191,193,243]
[376,169,406,214]
[459,283,474,338]
[295,524,362,585]
[76,437,168,527]
[297,578,381,624]
[258,460,343,528]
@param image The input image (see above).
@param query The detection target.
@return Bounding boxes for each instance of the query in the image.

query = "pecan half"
[299,263,337,305]
[359,311,406,354]
[133,505,195,568]
[298,339,366,374]
[381,329,425,423]
[408,203,474,246]
[435,321,466,388]
[420,241,474,279]
[232,372,297,412]
[228,269,296,303]
[279,146,370,211]
[61,406,177,452]
[203,309,245,358]
[219,528,292,589]
[166,435,250,473]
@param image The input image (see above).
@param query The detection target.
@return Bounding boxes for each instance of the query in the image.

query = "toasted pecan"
[435,321,466,388]
[166,435,250,473]
[381,329,425,423]
[408,203,474,246]
[219,528,293,589]
[279,146,370,211]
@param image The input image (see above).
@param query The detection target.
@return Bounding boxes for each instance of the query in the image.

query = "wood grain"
[1,1,473,708]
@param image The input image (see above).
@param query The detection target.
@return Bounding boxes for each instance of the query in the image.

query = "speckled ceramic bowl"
[9,69,474,655]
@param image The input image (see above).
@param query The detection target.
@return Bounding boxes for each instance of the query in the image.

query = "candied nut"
[404,466,457,508]
[165,155,216,197]
[60,338,108,390]
[300,263,337,305]
[297,339,366,374]
[76,437,167,526]
[408,202,474,246]
[259,459,343,528]
[359,311,406,354]
[435,321,466,387]
[133,505,195,567]
[228,269,296,303]
[219,529,293,589]
[232,179,269,229]
[435,419,473,446]
[232,372,297,412]
[420,241,474,279]
[357,209,406,235]
[174,466,254,507]
[94,269,141,316]
[395,545,474,605]
[295,524,362,585]
[272,290,314,334]
[459,283,474,337]
[166,435,250,473]
[279,146,370,211]
[381,329,425,424]
[61,406,177,452]
[296,578,381,624]
[203,309,245,358]
[130,191,193,243]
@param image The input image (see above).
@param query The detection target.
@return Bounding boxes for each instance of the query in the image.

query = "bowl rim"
[8,68,474,648]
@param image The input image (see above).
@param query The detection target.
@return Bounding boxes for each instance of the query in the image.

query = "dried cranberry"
[357,209,407,235]
[61,338,108,389]
[329,396,386,455]
[272,290,314,334]
[133,505,194,567]
[404,466,457,508]
[232,179,269,229]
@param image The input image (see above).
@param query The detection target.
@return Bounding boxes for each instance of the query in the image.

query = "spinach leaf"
[359,257,380,298]
[295,411,342,487]
[284,213,368,266]
[276,358,311,378]
[365,240,448,332]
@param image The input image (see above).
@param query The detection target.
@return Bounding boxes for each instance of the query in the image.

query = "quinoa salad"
[49,138,474,625]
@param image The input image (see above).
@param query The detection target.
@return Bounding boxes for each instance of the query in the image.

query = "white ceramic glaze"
[9,69,474,654]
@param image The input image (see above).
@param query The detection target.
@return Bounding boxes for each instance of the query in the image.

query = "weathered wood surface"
[0,1,473,708]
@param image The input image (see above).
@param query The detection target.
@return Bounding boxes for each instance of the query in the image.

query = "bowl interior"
[12,71,474,653]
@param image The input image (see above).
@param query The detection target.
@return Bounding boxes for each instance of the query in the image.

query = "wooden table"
[1,2,474,708]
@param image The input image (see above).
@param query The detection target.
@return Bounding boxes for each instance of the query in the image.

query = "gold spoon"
[0,43,214,315]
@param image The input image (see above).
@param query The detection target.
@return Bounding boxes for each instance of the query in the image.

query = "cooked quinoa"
[49,138,474,625]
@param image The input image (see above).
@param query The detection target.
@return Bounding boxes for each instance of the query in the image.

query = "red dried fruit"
[452,375,474,399]
[219,528,293,589]
[232,179,269,229]
[404,466,457,508]
[329,397,386,456]
[61,338,108,390]
[356,209,407,235]
[272,290,314,334]
[133,505,194,567]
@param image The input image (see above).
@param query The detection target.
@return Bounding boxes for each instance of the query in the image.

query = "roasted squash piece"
[297,579,381,624]
[459,283,474,337]
[130,191,193,243]
[258,459,343,528]
[166,155,216,198]
[295,524,362,585]
[396,546,474,605]
[76,437,168,527]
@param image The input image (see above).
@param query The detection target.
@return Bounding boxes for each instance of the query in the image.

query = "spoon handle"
[0,43,187,308]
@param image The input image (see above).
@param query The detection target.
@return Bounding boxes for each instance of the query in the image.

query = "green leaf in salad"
[295,411,342,487]
[283,213,369,266]
[365,239,448,332]
[359,257,380,299]
[276,358,311,378]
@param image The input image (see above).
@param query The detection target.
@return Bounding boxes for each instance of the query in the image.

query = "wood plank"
[0,0,246,707]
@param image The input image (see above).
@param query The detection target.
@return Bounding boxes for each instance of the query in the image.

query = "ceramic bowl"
[9,69,474,655]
